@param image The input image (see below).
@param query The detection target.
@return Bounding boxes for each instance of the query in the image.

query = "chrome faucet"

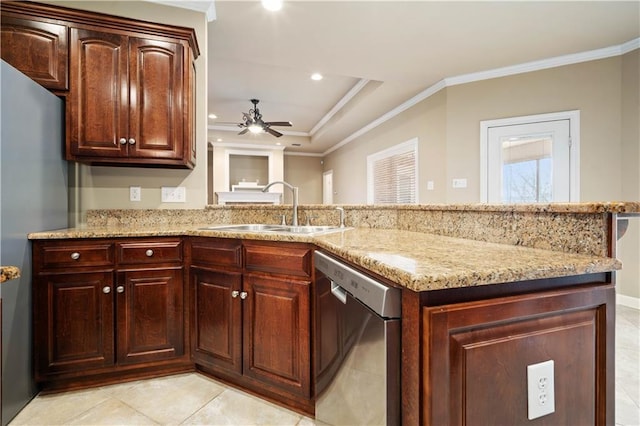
[262,181,299,226]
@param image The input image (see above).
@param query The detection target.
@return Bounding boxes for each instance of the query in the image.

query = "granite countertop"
[28,225,621,292]
[1,266,21,283]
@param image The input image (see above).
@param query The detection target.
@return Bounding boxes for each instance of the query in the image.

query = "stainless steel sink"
[200,224,345,235]
[200,224,287,232]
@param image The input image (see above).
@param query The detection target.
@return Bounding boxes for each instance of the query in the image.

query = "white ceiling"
[190,1,638,154]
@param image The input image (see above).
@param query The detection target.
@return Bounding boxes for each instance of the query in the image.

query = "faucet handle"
[305,215,316,226]
[277,214,287,225]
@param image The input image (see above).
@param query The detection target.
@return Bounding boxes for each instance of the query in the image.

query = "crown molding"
[325,37,640,157]
[310,78,370,136]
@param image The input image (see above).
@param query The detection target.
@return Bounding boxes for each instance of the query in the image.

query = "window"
[480,111,580,203]
[367,139,418,204]
[501,136,553,203]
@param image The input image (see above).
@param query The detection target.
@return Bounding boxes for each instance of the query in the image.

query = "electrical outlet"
[527,360,555,420]
[427,180,434,190]
[130,186,141,202]
[452,178,467,188]
[161,186,186,203]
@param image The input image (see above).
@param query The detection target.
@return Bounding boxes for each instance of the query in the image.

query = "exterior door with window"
[482,112,578,203]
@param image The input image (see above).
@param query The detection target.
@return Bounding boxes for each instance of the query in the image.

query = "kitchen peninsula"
[28,203,637,425]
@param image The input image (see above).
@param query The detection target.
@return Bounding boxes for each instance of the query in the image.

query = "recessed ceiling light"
[216,138,223,142]
[261,0,282,11]
[208,114,217,119]
[311,73,323,81]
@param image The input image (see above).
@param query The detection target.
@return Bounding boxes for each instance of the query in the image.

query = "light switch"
[452,178,467,188]
[161,186,186,203]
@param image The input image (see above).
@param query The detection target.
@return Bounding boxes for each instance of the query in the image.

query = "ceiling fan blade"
[265,127,283,137]
[264,121,292,127]
[238,128,249,135]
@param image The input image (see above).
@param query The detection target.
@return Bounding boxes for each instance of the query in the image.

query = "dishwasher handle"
[330,281,348,304]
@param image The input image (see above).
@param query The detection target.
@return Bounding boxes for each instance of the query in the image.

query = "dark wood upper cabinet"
[68,28,191,167]
[0,14,68,90]
[1,1,198,169]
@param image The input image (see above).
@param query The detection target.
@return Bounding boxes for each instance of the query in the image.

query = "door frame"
[479,110,580,203]
[323,169,334,204]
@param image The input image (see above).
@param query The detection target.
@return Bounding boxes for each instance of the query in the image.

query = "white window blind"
[367,139,418,204]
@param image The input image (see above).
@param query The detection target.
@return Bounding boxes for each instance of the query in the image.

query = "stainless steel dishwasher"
[314,250,401,426]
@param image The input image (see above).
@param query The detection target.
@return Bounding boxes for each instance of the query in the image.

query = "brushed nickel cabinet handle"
[128,138,136,145]
[240,291,248,300]
[119,138,127,145]
[102,286,111,294]
[70,252,80,260]
[116,286,124,294]
[231,290,239,298]
[145,249,154,257]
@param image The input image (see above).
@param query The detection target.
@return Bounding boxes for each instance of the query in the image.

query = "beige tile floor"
[9,305,639,426]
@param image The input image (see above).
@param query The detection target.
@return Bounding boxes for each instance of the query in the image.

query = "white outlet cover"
[527,360,555,420]
[427,180,434,190]
[130,186,141,202]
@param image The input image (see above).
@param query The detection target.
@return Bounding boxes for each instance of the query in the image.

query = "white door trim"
[480,110,580,202]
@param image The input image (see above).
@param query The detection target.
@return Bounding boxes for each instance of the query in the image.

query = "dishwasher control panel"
[314,251,401,319]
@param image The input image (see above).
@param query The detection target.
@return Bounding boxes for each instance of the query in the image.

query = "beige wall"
[326,56,631,204]
[618,49,640,300]
[284,155,324,204]
[324,90,447,204]
[41,1,209,219]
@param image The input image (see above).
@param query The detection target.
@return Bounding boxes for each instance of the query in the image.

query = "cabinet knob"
[119,138,127,145]
[145,249,154,257]
[70,252,80,260]
[116,285,124,294]
[128,138,136,145]
[231,290,239,298]
[240,291,248,300]
[102,286,111,294]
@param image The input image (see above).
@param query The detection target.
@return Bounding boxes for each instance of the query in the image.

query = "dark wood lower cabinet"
[187,238,314,415]
[191,267,243,374]
[117,268,184,365]
[418,282,615,426]
[32,238,191,391]
[33,271,115,379]
[32,236,616,424]
[243,273,311,399]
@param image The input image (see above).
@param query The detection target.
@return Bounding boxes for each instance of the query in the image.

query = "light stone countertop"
[28,225,621,292]
[1,266,21,283]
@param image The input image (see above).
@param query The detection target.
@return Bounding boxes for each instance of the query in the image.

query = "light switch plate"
[161,186,186,203]
[452,178,467,188]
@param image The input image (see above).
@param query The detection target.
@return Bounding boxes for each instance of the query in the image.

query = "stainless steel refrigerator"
[0,60,68,425]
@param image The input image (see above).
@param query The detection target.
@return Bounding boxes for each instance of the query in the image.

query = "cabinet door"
[116,268,184,364]
[0,15,68,90]
[68,27,128,158]
[33,272,114,378]
[243,274,311,398]
[191,267,242,374]
[128,37,184,161]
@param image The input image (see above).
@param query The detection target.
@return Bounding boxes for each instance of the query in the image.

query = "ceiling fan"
[236,99,292,138]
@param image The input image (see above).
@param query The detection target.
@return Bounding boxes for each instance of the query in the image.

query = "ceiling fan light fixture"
[248,124,263,134]
[261,0,283,11]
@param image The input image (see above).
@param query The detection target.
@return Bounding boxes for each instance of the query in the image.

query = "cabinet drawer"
[244,242,312,278]
[190,238,242,268]
[117,239,183,265]
[36,241,114,269]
